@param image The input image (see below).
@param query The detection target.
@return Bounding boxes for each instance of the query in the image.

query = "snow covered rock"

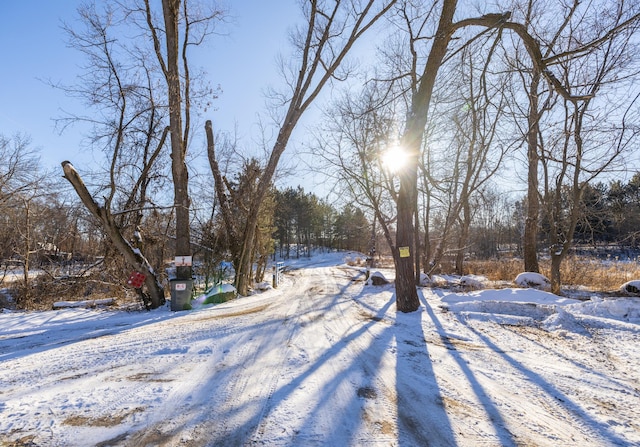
[620,280,640,295]
[418,272,431,287]
[514,272,551,290]
[367,271,389,286]
[459,275,486,290]
[255,281,272,291]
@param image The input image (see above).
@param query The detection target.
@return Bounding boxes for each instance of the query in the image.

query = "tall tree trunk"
[524,69,541,272]
[455,201,471,275]
[234,136,293,295]
[550,252,562,295]
[395,0,458,312]
[162,0,191,280]
[414,185,421,283]
[395,162,419,311]
[422,192,431,274]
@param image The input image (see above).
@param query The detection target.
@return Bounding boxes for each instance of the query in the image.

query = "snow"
[1,252,639,446]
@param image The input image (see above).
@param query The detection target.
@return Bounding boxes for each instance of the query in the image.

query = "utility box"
[170,278,193,311]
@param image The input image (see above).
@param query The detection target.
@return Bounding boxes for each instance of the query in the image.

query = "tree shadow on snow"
[202,274,399,446]
[0,309,170,362]
[394,296,457,447]
[421,293,519,446]
[447,304,631,446]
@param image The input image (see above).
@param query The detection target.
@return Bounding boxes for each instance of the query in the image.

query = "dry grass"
[461,256,640,292]
[371,255,640,292]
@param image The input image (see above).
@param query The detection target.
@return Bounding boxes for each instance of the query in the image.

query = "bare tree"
[419,41,510,276]
[537,2,640,293]
[380,0,638,311]
[0,134,41,209]
[207,0,397,295]
[504,0,585,273]
[59,1,224,307]
[154,0,190,280]
[62,161,166,308]
[310,83,400,259]
[0,135,44,295]
[59,3,175,308]
[136,0,224,281]
[498,0,640,275]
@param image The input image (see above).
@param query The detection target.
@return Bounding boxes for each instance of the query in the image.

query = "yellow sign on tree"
[399,246,410,258]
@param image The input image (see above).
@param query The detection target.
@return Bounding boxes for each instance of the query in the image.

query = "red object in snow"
[127,271,146,288]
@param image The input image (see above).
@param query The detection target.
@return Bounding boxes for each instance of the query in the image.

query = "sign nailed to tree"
[127,271,146,288]
[399,246,410,258]
[175,256,192,267]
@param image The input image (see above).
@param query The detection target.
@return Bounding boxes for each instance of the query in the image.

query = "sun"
[380,145,410,174]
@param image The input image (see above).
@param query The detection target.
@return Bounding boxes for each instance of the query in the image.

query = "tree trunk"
[422,192,431,274]
[234,134,293,295]
[414,185,421,284]
[396,4,542,298]
[22,200,31,306]
[395,158,419,311]
[162,0,191,281]
[394,0,458,312]
[62,161,166,308]
[455,201,471,275]
[524,69,541,273]
[550,252,562,295]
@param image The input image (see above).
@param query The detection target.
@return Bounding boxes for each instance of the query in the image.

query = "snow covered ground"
[1,252,639,446]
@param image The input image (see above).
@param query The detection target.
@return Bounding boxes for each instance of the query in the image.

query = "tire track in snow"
[249,299,303,443]
[0,302,277,447]
[321,267,399,445]
[247,266,398,445]
[455,320,627,446]
[154,271,308,446]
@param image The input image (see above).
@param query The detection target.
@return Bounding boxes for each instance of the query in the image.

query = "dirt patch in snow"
[63,407,144,427]
[0,434,38,447]
[194,303,271,320]
[356,386,377,399]
[127,372,173,382]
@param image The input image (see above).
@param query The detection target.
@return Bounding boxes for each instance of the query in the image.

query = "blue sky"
[0,1,299,171]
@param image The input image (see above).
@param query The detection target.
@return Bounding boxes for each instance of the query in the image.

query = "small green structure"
[203,284,237,304]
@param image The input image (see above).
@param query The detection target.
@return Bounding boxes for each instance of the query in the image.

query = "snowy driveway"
[1,259,639,446]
